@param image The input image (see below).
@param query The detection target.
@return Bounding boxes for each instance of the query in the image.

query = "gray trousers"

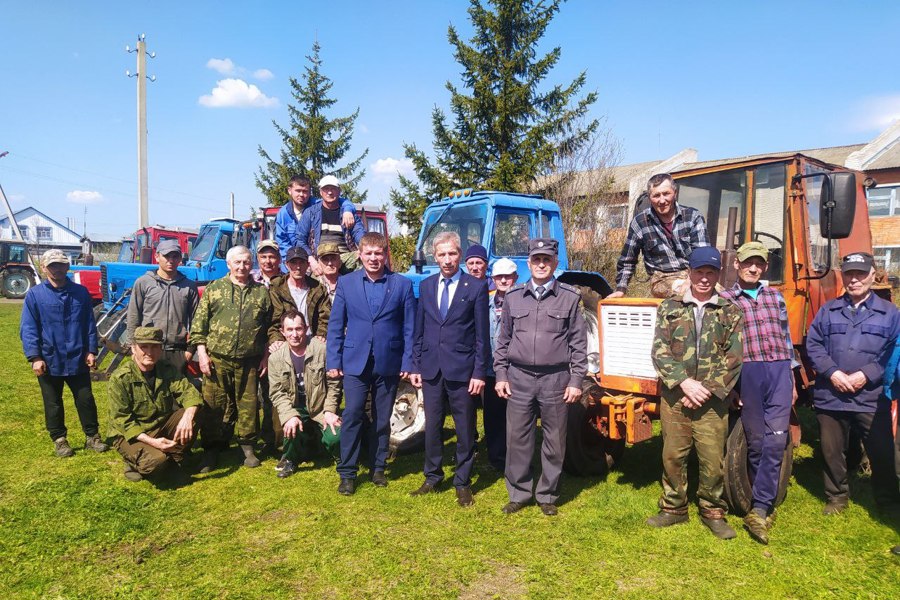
[505,365,569,505]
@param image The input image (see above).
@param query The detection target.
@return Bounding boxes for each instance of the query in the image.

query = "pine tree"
[256,41,368,206]
[393,0,598,236]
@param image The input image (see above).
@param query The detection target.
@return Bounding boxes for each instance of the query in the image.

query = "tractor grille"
[599,303,658,380]
[100,265,108,303]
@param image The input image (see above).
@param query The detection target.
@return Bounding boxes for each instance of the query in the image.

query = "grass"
[0,301,898,599]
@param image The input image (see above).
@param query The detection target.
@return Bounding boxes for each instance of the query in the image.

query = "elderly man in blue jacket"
[20,249,109,457]
[806,252,900,514]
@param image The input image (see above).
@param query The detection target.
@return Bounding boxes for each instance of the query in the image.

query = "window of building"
[37,226,52,241]
[18,225,29,239]
[867,185,900,217]
[874,246,900,274]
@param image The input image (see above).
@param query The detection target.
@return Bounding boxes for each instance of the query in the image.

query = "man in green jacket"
[268,310,342,478]
[649,246,744,539]
[108,327,202,482]
[191,245,273,471]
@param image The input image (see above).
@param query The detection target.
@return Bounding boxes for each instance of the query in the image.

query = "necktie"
[439,278,451,319]
[535,285,545,299]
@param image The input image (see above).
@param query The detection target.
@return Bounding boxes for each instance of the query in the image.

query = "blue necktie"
[439,278,450,319]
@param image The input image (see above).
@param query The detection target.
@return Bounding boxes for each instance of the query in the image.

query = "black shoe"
[371,470,388,487]
[456,486,475,507]
[539,503,558,516]
[501,501,528,515]
[338,478,356,496]
[277,459,297,479]
[646,511,688,528]
[700,516,737,540]
[410,481,440,496]
[198,450,219,474]
[823,498,849,516]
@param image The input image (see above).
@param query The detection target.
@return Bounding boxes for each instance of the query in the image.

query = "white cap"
[318,175,341,189]
[491,257,518,277]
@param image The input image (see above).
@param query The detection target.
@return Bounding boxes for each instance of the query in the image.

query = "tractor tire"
[389,380,426,456]
[563,391,625,477]
[2,269,33,299]
[724,416,792,516]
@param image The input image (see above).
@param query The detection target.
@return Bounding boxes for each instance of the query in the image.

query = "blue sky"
[2,0,899,240]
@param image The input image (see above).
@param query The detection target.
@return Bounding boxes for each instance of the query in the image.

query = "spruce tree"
[256,41,368,205]
[393,0,598,236]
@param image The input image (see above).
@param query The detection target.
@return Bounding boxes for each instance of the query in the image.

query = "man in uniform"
[274,175,356,260]
[108,327,202,482]
[297,175,365,274]
[249,239,282,455]
[494,239,586,516]
[609,173,710,299]
[650,246,744,539]
[806,252,900,515]
[720,241,798,544]
[125,239,199,372]
[251,239,283,287]
[191,245,273,472]
[268,310,342,477]
[20,249,109,457]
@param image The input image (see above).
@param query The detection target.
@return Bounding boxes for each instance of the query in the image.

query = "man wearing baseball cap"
[20,249,109,457]
[251,239,283,287]
[721,241,798,544]
[125,238,199,372]
[274,175,357,261]
[108,327,202,482]
[650,246,744,539]
[806,252,900,515]
[296,175,365,275]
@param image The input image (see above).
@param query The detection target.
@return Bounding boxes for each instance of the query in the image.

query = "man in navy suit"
[326,232,416,496]
[410,232,491,507]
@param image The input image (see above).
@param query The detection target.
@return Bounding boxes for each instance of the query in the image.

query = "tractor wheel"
[2,269,33,299]
[389,380,426,456]
[724,416,793,516]
[563,390,625,477]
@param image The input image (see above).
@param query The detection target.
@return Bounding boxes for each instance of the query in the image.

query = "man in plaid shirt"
[609,173,709,299]
[720,241,797,545]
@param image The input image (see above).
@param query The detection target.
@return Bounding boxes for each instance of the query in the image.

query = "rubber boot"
[240,444,261,468]
[199,449,219,474]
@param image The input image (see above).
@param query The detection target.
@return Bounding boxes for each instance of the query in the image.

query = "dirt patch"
[459,563,526,600]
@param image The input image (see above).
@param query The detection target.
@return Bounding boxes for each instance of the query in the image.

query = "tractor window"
[366,218,386,235]
[190,227,218,262]
[7,244,26,263]
[117,241,134,263]
[752,164,787,282]
[677,171,746,250]
[420,203,487,264]
[493,212,532,257]
[805,165,840,273]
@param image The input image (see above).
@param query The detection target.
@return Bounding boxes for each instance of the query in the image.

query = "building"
[0,206,87,262]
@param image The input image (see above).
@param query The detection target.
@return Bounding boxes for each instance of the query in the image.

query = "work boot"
[198,449,219,474]
[646,511,688,528]
[276,459,296,479]
[823,498,848,516]
[240,444,261,468]
[371,470,388,488]
[700,516,737,540]
[84,434,109,453]
[765,509,777,530]
[743,510,769,545]
[123,464,143,483]
[54,437,75,458]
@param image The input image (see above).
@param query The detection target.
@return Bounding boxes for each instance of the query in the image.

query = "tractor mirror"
[821,172,856,240]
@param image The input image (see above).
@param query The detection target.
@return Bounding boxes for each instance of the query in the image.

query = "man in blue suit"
[410,232,491,507]
[326,232,416,495]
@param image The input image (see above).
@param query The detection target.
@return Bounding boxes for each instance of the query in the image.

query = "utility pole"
[0,151,25,241]
[230,192,235,219]
[126,34,156,229]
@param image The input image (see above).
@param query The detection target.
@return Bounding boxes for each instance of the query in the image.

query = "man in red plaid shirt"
[721,241,798,545]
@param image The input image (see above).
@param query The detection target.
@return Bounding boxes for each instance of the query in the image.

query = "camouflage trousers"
[114,409,196,475]
[339,250,361,274]
[200,354,260,448]
[659,397,729,516]
[650,270,689,299]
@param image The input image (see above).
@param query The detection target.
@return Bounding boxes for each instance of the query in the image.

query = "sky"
[1,0,899,240]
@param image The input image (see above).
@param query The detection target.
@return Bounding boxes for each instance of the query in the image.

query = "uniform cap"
[840,252,875,273]
[317,242,341,258]
[465,244,488,262]
[256,239,280,254]
[40,249,70,267]
[318,175,341,189]
[735,241,768,262]
[528,238,558,257]
[491,257,518,277]
[156,239,181,256]
[132,327,164,345]
[285,247,309,263]
[689,246,721,270]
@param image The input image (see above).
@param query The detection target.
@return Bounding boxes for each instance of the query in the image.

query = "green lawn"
[0,302,897,599]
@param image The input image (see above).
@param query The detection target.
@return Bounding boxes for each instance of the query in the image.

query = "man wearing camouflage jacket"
[190,246,273,472]
[650,246,744,539]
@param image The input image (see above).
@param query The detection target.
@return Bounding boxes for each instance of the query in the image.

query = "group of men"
[18,172,900,541]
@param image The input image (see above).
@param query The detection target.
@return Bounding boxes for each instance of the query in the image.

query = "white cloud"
[370,157,415,184]
[850,93,900,132]
[198,79,278,108]
[206,58,236,75]
[252,68,274,81]
[66,190,103,204]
